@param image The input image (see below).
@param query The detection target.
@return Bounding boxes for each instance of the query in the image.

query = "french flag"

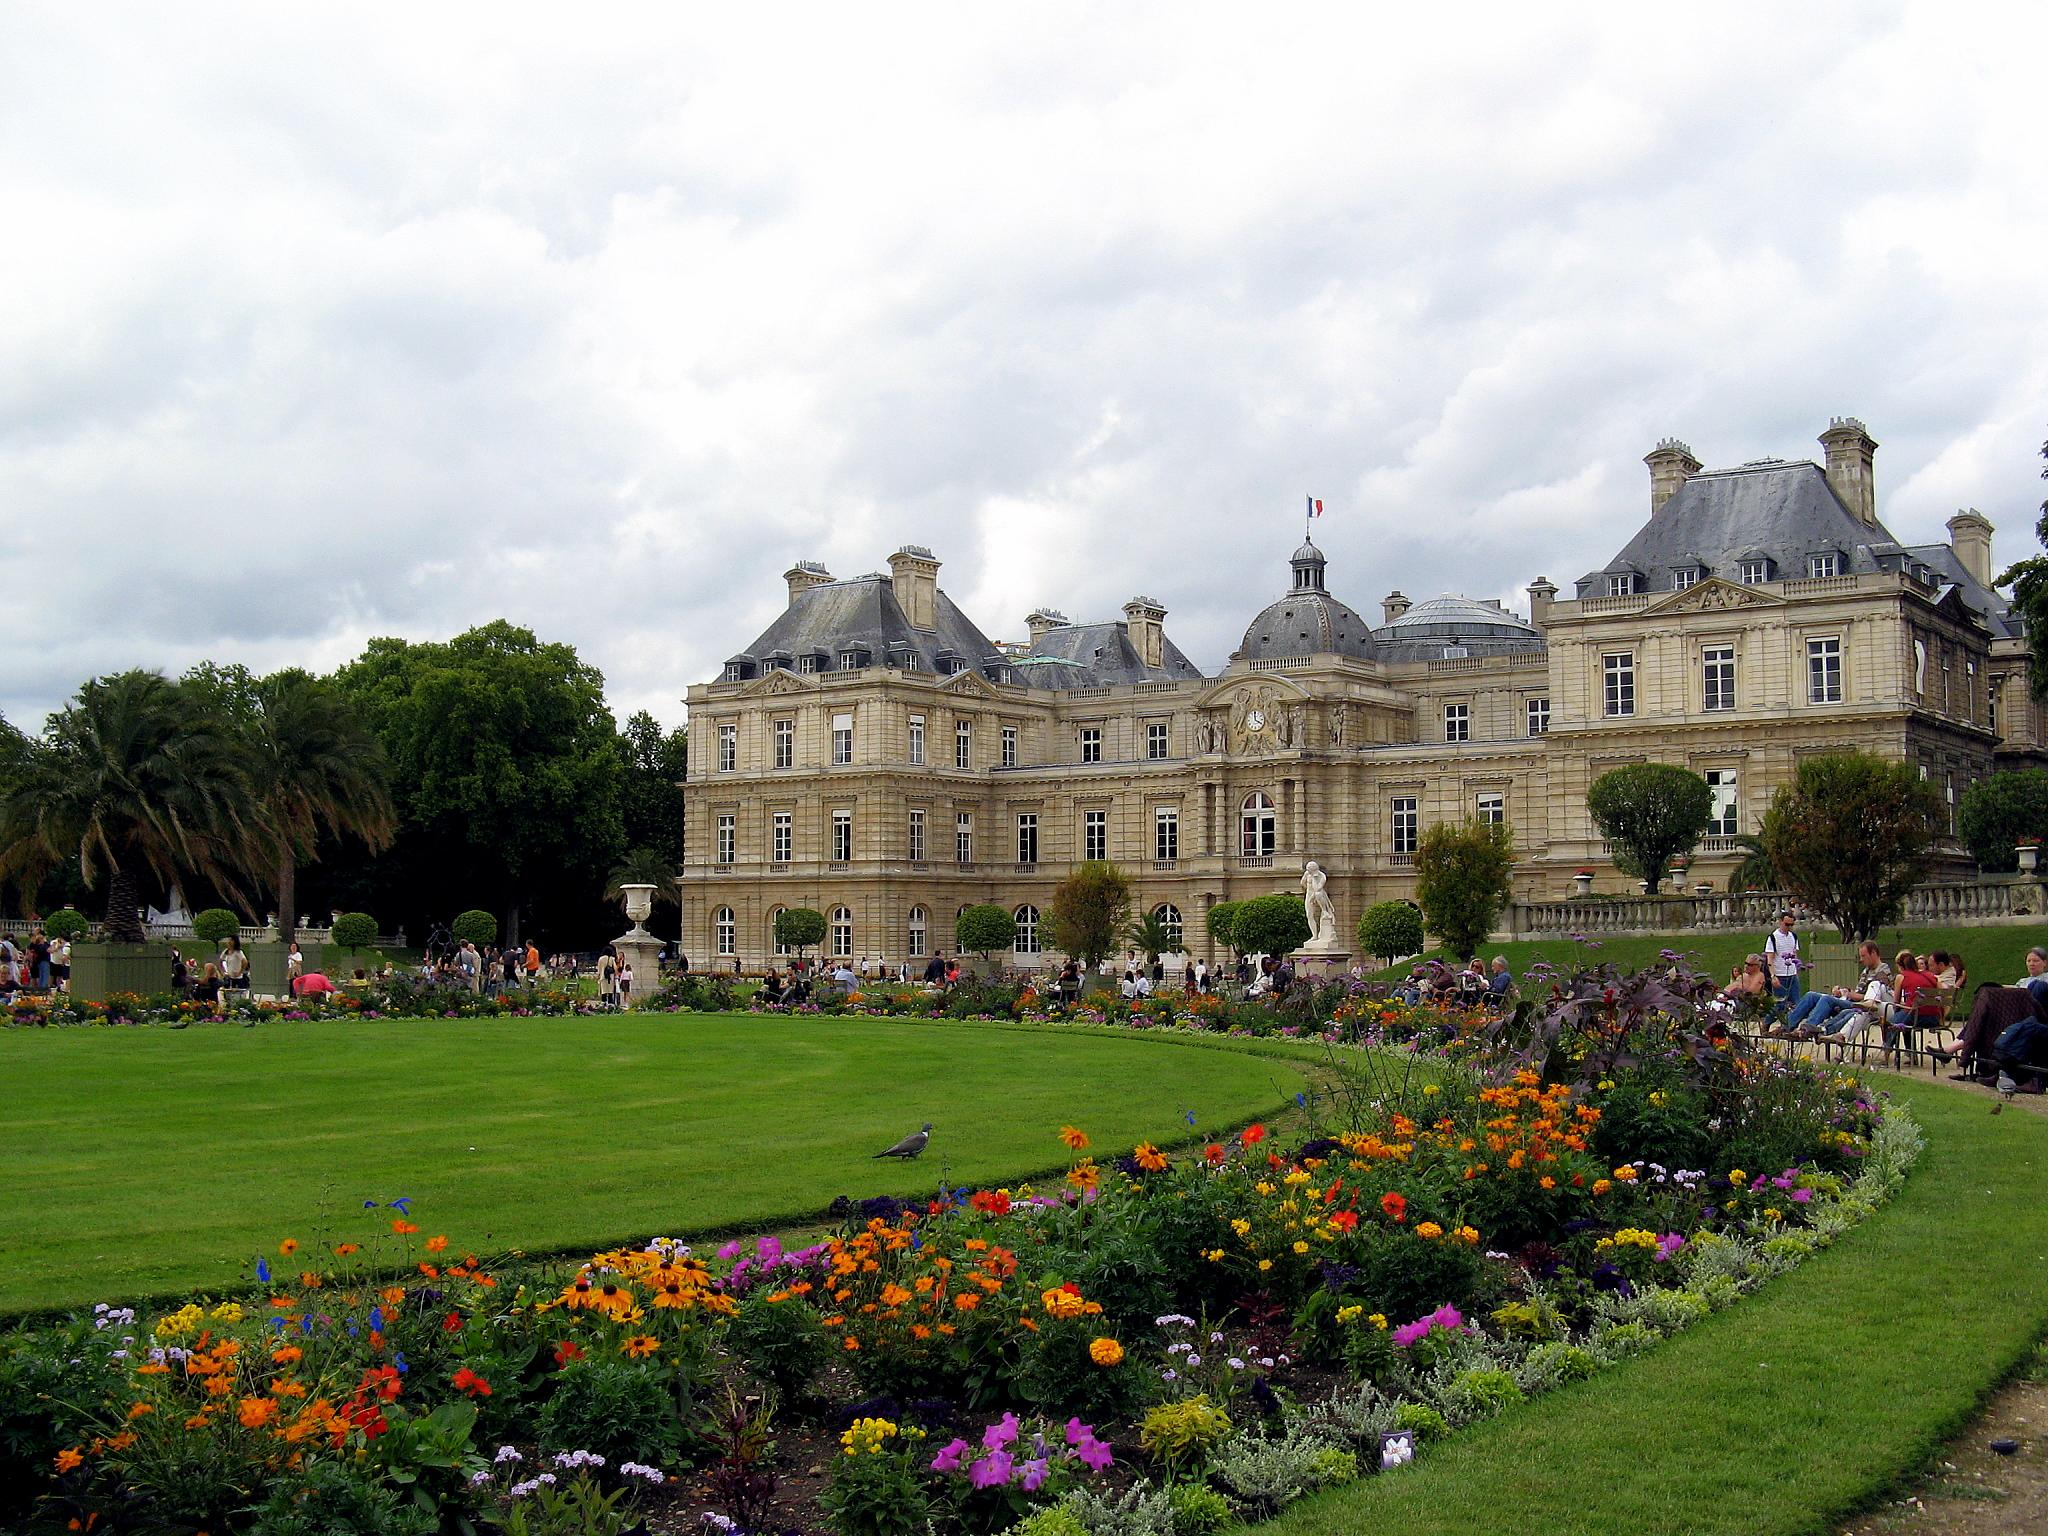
[1306,495,1324,519]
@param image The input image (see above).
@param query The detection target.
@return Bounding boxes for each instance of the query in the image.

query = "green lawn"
[1383,922,2048,991]
[1259,1073,2048,1536]
[0,1014,1312,1315]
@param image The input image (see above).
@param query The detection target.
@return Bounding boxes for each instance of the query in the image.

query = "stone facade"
[680,421,2043,971]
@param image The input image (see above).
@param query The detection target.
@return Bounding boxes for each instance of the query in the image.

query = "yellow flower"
[1729,1169,1747,1186]
[1422,1084,1440,1096]
[1291,1241,1309,1255]
[1230,1218,1251,1238]
[1369,1313,1388,1330]
[1134,1143,1168,1173]
[1336,1304,1363,1324]
[1059,1126,1091,1150]
[1088,1337,1125,1366]
[1205,1248,1225,1262]
[1592,1179,1612,1196]
[1614,1166,1639,1183]
[620,1334,660,1358]
[1415,1222,1443,1240]
[1257,1258,1273,1272]
[1454,1225,1480,1245]
[840,1417,900,1456]
[210,1301,245,1323]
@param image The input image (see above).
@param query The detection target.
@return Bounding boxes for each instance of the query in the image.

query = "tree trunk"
[105,863,144,944]
[277,854,297,946]
[507,904,521,947]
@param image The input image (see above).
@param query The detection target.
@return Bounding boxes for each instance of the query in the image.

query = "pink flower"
[931,1438,968,1474]
[971,1449,1014,1487]
[982,1413,1020,1451]
[1790,1187,1813,1204]
[1021,1457,1050,1491]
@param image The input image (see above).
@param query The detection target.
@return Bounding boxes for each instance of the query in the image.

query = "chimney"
[784,560,833,607]
[886,544,941,631]
[1381,590,1411,625]
[1818,417,1879,526]
[1122,596,1167,670]
[1645,438,1702,515]
[1526,576,1557,629]
[1025,608,1068,649]
[1948,509,1994,588]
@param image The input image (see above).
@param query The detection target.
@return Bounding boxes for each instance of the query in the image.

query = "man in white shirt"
[1764,912,1802,1009]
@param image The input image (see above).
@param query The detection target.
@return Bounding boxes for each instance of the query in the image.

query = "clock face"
[1245,709,1265,732]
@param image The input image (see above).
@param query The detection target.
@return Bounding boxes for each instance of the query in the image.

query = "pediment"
[1193,672,1314,709]
[938,669,1001,698]
[740,669,818,698]
[1639,577,1786,616]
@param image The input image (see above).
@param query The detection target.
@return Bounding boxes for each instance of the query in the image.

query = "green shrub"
[1393,1401,1448,1441]
[1204,900,1243,955]
[1165,1483,1235,1536]
[774,907,826,955]
[1233,893,1309,958]
[1414,819,1516,961]
[1138,1394,1233,1472]
[452,909,499,947]
[536,1361,679,1466]
[727,1292,835,1399]
[1306,1446,1360,1486]
[1444,1367,1524,1419]
[247,1459,438,1536]
[819,1418,930,1536]
[955,903,1017,957]
[1003,1508,1091,1536]
[331,912,378,951]
[192,908,241,945]
[42,907,88,941]
[1356,900,1425,964]
[1519,1342,1599,1391]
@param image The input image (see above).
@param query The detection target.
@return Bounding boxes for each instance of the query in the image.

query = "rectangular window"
[831,809,852,863]
[716,813,735,865]
[1672,567,1699,590]
[955,813,973,865]
[1808,637,1842,703]
[1739,559,1770,585]
[908,714,925,766]
[1807,552,1841,579]
[798,654,819,674]
[837,650,858,670]
[1704,769,1739,837]
[1155,806,1178,861]
[1001,725,1017,768]
[715,909,736,955]
[1016,813,1038,865]
[907,809,926,862]
[955,721,972,770]
[1146,721,1169,759]
[1966,661,1977,725]
[1391,797,1418,856]
[1476,791,1504,826]
[830,908,851,958]
[718,724,737,773]
[1083,809,1107,861]
[770,811,792,864]
[1080,726,1101,764]
[1527,698,1550,736]
[832,711,853,765]
[1603,653,1635,717]
[1444,702,1469,742]
[1702,645,1735,712]
[1604,573,1635,597]
[774,718,794,769]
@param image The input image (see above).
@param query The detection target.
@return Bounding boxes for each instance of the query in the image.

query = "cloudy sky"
[5,2,2044,731]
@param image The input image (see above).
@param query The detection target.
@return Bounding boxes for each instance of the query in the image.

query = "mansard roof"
[1019,620,1206,688]
[1902,542,2021,639]
[739,575,1001,673]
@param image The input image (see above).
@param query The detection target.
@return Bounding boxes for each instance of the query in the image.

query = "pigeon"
[874,1123,933,1160]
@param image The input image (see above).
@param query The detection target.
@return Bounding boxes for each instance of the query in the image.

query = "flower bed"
[4,961,1920,1536]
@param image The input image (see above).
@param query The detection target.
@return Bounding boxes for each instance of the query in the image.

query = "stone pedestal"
[1289,948,1353,979]
[613,932,664,1008]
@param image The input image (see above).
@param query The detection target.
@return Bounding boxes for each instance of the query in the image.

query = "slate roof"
[1371,594,1545,663]
[1577,460,1886,596]
[1902,542,2021,639]
[1235,541,1379,662]
[731,576,1004,676]
[1019,620,1206,687]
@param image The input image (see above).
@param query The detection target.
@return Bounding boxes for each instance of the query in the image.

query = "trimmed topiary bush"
[42,908,88,941]
[192,908,241,946]
[955,903,1017,958]
[773,907,827,957]
[1356,900,1424,965]
[451,909,498,947]
[331,912,378,953]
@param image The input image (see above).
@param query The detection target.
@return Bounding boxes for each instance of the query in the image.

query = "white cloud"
[2,1,2045,729]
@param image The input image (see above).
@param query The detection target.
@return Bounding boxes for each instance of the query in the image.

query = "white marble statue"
[1300,859,1341,950]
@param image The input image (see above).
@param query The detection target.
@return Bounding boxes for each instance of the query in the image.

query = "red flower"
[553,1340,584,1368]
[359,1365,402,1402]
[1380,1192,1408,1223]
[969,1189,1012,1216]
[1329,1210,1359,1232]
[452,1367,492,1399]
[1241,1123,1267,1146]
[442,1311,464,1334]
[1203,1143,1226,1166]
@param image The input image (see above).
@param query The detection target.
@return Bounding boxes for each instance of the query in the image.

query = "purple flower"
[1076,1438,1113,1472]
[1790,1187,1813,1204]
[1022,1457,1050,1491]
[971,1450,1014,1488]
[716,1239,744,1260]
[983,1413,1020,1451]
[1390,1318,1431,1347]
[931,1438,969,1474]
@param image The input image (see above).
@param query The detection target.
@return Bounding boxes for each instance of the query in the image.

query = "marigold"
[1592,1179,1613,1196]
[1059,1125,1091,1150]
[1088,1337,1125,1366]
[1415,1221,1443,1240]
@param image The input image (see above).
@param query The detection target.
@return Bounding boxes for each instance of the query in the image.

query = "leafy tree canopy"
[1957,769,2048,873]
[1995,429,2048,699]
[452,909,499,947]
[1204,900,1243,955]
[192,908,241,945]
[1759,751,1942,940]
[1357,900,1425,966]
[774,907,827,955]
[1414,819,1516,961]
[617,711,687,859]
[1233,893,1310,959]
[955,903,1017,957]
[331,912,378,951]
[1586,763,1713,893]
[1048,862,1132,968]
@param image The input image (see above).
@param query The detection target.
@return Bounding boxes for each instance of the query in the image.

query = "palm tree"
[243,670,396,945]
[1127,908,1177,968]
[1729,833,1779,893]
[0,672,253,942]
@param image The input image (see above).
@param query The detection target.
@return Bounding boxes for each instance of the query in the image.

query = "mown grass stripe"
[1255,1076,2048,1536]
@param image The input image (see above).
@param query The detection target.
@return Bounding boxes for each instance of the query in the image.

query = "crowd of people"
[0,931,69,997]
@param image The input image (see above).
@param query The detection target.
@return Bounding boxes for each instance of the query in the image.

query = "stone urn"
[1572,872,1594,898]
[2019,844,2040,874]
[620,883,657,937]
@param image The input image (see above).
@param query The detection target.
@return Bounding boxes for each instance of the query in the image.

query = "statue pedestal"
[1290,948,1353,979]
[612,930,664,1008]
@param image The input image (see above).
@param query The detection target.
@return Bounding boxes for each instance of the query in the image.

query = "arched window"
[830,905,853,958]
[714,906,736,956]
[769,906,789,956]
[908,905,928,957]
[1014,904,1041,955]
[1241,792,1276,857]
[1153,903,1183,950]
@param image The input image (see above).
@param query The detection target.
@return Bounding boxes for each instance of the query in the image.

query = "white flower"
[1185,1353,1201,1367]
[1227,1357,1246,1371]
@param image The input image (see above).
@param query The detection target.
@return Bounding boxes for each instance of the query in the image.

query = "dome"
[1237,541,1377,662]
[1384,594,1539,640]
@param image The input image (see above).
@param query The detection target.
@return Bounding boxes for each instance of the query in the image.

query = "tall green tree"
[1956,769,2048,872]
[617,711,688,857]
[1414,819,1516,961]
[1233,893,1310,959]
[335,622,625,942]
[1996,429,2048,698]
[1586,763,1713,893]
[0,671,252,942]
[184,665,396,941]
[1759,751,1942,940]
[1048,861,1131,969]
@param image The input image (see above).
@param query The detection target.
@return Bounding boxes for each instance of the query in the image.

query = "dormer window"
[837,650,861,670]
[1739,558,1772,585]
[798,654,821,674]
[1807,551,1841,579]
[723,663,743,682]
[1604,573,1637,598]
[1671,567,1700,590]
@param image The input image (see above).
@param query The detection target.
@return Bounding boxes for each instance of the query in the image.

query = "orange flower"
[953,1292,982,1311]
[126,1403,153,1420]
[843,1336,860,1351]
[425,1235,448,1253]
[54,1447,84,1473]
[1204,1143,1227,1166]
[237,1397,279,1429]
[334,1243,360,1257]
[272,1345,303,1365]
[1134,1143,1168,1173]
[1059,1126,1091,1150]
[391,1219,418,1235]
[1088,1337,1124,1366]
[1380,1191,1408,1223]
[278,1239,299,1256]
[1241,1123,1267,1146]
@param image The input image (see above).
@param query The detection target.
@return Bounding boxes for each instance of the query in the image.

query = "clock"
[1245,709,1265,732]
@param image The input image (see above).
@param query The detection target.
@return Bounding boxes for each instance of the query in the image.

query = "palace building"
[679,419,2042,970]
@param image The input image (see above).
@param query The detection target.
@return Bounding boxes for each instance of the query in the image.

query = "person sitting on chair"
[1775,942,1891,1041]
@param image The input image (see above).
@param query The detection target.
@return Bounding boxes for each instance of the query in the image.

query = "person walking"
[597,948,618,1009]
[1764,911,1803,1013]
[617,958,634,1009]
[219,936,250,995]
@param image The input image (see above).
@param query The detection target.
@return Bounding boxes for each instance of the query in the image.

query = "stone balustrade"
[1502,877,2047,939]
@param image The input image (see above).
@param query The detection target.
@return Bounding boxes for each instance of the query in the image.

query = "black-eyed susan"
[1059,1125,1090,1150]
[620,1335,659,1358]
[1134,1143,1168,1173]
